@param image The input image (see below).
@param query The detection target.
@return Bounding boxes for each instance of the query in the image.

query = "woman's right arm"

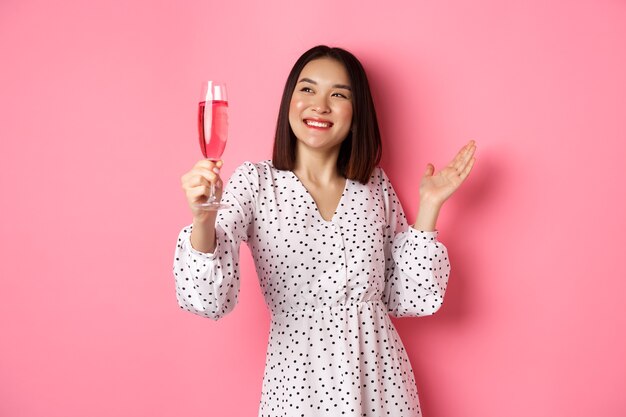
[174,160,257,321]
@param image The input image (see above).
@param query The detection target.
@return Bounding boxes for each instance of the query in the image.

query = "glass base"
[194,201,231,211]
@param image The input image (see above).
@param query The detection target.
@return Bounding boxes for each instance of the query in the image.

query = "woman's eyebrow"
[298,77,352,91]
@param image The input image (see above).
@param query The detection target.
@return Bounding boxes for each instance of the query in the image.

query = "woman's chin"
[296,138,344,154]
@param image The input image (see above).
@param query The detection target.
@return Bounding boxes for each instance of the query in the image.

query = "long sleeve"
[379,168,451,318]
[172,162,258,320]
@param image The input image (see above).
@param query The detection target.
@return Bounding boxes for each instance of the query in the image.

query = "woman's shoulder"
[234,159,298,178]
[234,159,274,171]
[363,166,402,202]
[229,159,284,187]
[231,159,271,175]
[366,165,392,187]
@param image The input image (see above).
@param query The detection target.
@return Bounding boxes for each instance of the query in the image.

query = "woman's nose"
[311,96,330,113]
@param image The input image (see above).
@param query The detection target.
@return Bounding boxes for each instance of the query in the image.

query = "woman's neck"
[292,146,342,185]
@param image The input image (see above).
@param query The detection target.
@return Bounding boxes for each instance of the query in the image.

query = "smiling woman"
[176,45,476,417]
[287,58,354,156]
[273,46,383,184]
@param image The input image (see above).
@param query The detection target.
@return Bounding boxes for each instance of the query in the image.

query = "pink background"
[1,0,625,416]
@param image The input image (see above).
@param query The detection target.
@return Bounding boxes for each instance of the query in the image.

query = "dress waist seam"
[270,299,385,319]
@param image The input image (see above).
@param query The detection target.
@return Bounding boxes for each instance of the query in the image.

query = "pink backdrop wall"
[2,0,625,416]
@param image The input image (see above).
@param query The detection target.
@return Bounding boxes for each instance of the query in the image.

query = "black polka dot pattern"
[173,161,451,417]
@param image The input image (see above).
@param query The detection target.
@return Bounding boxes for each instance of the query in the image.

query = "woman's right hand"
[180,159,224,222]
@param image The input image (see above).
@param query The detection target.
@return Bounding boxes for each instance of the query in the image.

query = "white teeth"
[305,120,331,128]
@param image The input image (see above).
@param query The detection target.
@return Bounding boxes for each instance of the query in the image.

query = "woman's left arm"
[381,140,476,317]
[413,140,476,231]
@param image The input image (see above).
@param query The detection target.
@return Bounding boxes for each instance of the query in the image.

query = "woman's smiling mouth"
[304,119,333,129]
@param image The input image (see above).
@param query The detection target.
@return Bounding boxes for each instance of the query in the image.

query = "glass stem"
[209,182,217,203]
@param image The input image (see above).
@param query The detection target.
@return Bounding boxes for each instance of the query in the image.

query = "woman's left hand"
[419,140,476,207]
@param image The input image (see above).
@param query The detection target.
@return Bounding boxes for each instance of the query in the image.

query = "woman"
[175,45,476,417]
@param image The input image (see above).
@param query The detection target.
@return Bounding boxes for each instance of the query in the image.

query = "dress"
[173,160,450,417]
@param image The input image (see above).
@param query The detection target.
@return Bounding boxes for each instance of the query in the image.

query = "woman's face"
[288,58,353,154]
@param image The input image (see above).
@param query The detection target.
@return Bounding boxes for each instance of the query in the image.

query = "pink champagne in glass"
[195,81,230,210]
[198,100,228,160]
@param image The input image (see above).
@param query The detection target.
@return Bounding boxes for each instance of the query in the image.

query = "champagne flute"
[195,81,230,210]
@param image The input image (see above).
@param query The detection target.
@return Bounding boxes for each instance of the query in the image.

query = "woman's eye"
[332,92,348,99]
[300,87,313,93]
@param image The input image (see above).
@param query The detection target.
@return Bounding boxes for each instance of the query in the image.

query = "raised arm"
[380,168,450,317]
[173,162,258,320]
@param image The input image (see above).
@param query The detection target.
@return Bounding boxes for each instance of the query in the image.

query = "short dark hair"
[272,45,382,184]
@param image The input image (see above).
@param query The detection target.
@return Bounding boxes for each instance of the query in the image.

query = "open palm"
[420,140,476,206]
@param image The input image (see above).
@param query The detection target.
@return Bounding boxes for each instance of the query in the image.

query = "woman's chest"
[248,176,388,270]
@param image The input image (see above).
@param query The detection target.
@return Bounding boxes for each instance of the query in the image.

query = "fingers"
[458,141,476,171]
[186,174,211,188]
[459,157,476,180]
[455,140,476,181]
[187,185,211,200]
[451,140,476,174]
[424,163,435,177]
[449,142,469,170]
[181,169,221,189]
[181,159,224,207]
[184,159,223,185]
[449,149,464,171]
[193,159,223,172]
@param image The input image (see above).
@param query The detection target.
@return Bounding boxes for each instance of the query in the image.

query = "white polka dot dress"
[173,161,450,417]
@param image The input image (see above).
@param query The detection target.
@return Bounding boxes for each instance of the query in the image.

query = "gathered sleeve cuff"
[386,227,450,317]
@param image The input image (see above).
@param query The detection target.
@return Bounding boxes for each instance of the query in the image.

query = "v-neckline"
[289,171,349,224]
